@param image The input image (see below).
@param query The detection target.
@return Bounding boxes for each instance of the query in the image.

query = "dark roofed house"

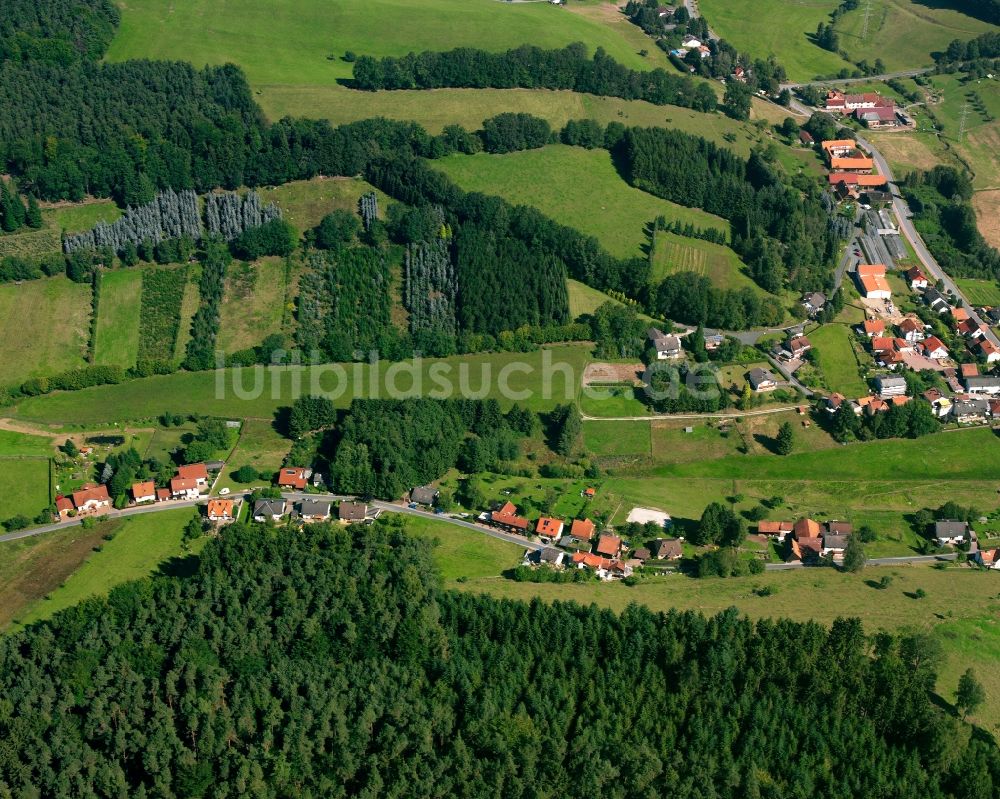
[632,547,651,562]
[651,537,682,560]
[747,367,778,392]
[411,485,439,506]
[965,375,1000,395]
[253,499,287,522]
[536,547,565,567]
[337,501,366,522]
[934,520,969,546]
[822,534,850,555]
[801,292,826,316]
[825,521,854,536]
[648,327,683,360]
[300,499,332,522]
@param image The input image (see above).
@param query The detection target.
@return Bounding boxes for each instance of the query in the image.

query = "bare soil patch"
[972,190,1000,249]
[583,362,645,386]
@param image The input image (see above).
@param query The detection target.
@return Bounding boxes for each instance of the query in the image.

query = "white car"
[219,487,230,495]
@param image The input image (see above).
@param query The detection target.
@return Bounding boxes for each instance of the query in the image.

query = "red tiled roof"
[596,534,622,557]
[497,500,517,516]
[170,477,199,492]
[961,363,980,378]
[177,463,208,481]
[898,318,922,333]
[758,520,793,534]
[55,496,73,512]
[793,518,820,539]
[857,263,886,277]
[535,517,564,537]
[72,484,109,506]
[572,552,612,570]
[570,518,596,539]
[923,336,948,354]
[863,319,885,334]
[132,480,155,498]
[277,467,307,489]
[207,499,234,518]
[156,487,170,500]
[492,511,529,531]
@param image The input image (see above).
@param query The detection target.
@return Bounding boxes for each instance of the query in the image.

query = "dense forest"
[353,43,719,112]
[0,0,118,64]
[330,398,527,498]
[0,179,42,233]
[0,519,995,797]
[903,166,1000,281]
[619,127,839,293]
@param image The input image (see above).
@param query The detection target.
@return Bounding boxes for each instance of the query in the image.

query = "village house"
[787,517,823,563]
[277,466,308,490]
[490,501,531,534]
[961,363,979,379]
[131,480,156,504]
[72,483,111,513]
[824,393,846,414]
[758,520,793,540]
[975,548,1000,570]
[822,521,854,557]
[921,336,949,360]
[898,317,925,342]
[801,291,826,316]
[956,319,986,340]
[337,500,367,522]
[651,537,683,559]
[648,327,684,360]
[253,498,287,522]
[595,533,623,559]
[855,106,899,129]
[828,172,889,190]
[976,338,1000,364]
[747,367,778,392]
[296,499,331,522]
[825,91,893,114]
[55,496,74,519]
[535,516,565,542]
[875,375,907,398]
[965,375,1000,396]
[779,335,812,361]
[830,154,874,173]
[859,318,885,338]
[820,139,856,158]
[922,288,950,314]
[934,520,970,547]
[952,398,990,424]
[798,129,814,147]
[922,389,952,418]
[206,498,235,522]
[410,485,439,506]
[532,547,565,568]
[559,518,595,552]
[906,267,929,290]
[156,487,170,502]
[177,462,209,488]
[855,263,891,300]
[170,476,201,500]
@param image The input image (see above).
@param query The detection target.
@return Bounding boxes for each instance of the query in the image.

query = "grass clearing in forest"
[404,514,525,582]
[649,232,771,297]
[108,0,654,85]
[259,177,389,233]
[0,277,91,386]
[218,258,290,353]
[13,509,205,630]
[94,270,142,368]
[583,419,651,459]
[697,0,849,82]
[46,201,122,234]
[436,145,728,259]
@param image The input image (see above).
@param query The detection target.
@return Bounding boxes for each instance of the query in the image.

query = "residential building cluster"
[824,90,912,130]
[758,517,854,563]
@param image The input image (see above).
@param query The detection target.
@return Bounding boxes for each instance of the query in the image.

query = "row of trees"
[183,239,230,371]
[352,43,720,112]
[655,270,785,329]
[1,519,993,796]
[0,179,42,232]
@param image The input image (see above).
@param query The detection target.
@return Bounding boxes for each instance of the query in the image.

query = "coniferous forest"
[0,519,995,798]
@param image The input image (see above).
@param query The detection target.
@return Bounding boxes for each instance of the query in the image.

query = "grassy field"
[972,191,1000,250]
[259,177,389,233]
[650,231,770,296]
[12,508,204,630]
[956,278,1000,306]
[566,278,657,322]
[698,0,849,81]
[0,457,50,521]
[0,429,58,457]
[809,322,869,397]
[0,226,62,260]
[833,0,997,73]
[0,276,91,386]
[404,514,526,582]
[11,345,596,424]
[174,270,201,359]
[584,419,652,459]
[107,0,655,86]
[93,269,142,368]
[436,145,728,259]
[218,257,289,353]
[216,419,292,492]
[46,200,122,234]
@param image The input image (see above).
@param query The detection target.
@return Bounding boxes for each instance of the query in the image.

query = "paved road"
[765,354,813,398]
[581,405,801,422]
[780,68,933,90]
[856,133,1000,349]
[765,553,956,570]
[682,0,718,40]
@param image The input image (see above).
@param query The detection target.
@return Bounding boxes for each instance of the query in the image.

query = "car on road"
[407,502,418,509]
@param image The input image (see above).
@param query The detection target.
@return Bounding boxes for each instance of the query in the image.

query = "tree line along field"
[435,145,731,260]
[105,0,656,87]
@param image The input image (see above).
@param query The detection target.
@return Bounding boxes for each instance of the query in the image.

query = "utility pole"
[861,0,873,41]
[959,102,970,142]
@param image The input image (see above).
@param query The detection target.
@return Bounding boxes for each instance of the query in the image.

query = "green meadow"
[697,0,850,81]
[94,270,142,369]
[0,457,50,521]
[107,0,654,86]
[436,145,728,259]
[809,322,870,397]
